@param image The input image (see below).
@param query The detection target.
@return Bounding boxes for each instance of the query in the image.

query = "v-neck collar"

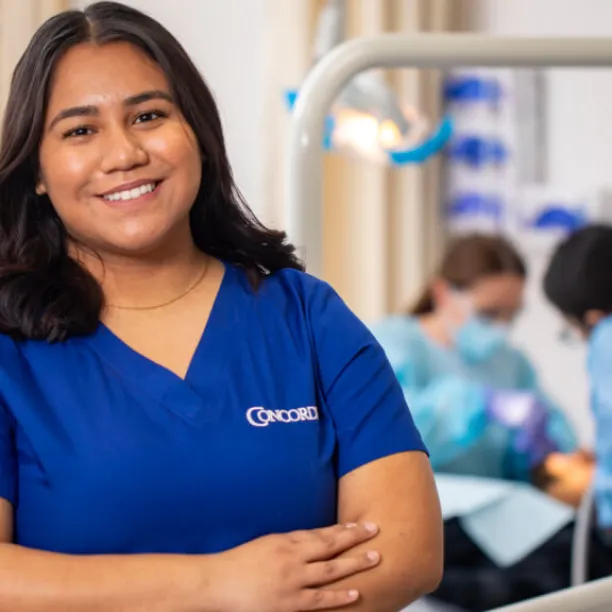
[84,261,246,424]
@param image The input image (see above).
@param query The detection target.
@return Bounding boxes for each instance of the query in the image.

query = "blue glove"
[486,391,558,467]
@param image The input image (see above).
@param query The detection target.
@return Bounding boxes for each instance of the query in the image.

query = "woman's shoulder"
[245,266,371,342]
[246,266,343,316]
[234,265,422,352]
[495,342,535,372]
[260,266,330,297]
[0,331,24,363]
[0,332,38,396]
[0,329,86,382]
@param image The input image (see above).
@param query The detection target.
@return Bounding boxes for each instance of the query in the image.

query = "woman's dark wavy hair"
[0,1,303,342]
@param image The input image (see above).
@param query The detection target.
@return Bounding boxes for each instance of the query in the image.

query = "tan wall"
[0,1,69,118]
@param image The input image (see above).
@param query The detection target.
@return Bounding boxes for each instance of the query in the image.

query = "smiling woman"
[38,43,204,266]
[0,2,442,611]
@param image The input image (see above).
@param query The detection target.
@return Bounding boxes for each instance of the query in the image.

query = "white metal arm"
[571,484,597,586]
[285,34,612,277]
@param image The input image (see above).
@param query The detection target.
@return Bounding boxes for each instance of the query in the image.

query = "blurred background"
[2,0,612,449]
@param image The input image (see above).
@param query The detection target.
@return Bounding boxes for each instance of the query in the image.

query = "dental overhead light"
[284,0,453,166]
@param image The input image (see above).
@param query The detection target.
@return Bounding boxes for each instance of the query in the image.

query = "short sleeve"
[308,280,427,478]
[0,403,16,505]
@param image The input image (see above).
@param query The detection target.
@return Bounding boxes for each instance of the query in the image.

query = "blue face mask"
[454,316,509,363]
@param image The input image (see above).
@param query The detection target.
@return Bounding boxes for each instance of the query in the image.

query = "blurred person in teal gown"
[371,233,592,504]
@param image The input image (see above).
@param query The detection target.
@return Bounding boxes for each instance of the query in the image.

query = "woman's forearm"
[319,524,443,612]
[0,543,219,612]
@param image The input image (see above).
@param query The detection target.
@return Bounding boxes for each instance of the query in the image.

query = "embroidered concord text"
[246,406,319,427]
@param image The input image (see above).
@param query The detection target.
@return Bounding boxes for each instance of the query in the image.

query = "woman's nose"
[99,126,149,173]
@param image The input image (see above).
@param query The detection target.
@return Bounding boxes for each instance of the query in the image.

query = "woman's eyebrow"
[123,89,173,107]
[48,105,98,131]
[47,90,174,131]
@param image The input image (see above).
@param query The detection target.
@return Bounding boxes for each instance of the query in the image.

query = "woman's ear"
[35,171,47,195]
[430,278,451,310]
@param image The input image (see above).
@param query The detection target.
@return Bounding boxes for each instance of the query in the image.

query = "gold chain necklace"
[106,259,210,311]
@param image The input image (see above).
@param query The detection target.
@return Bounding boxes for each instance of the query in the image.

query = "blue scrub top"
[0,263,425,554]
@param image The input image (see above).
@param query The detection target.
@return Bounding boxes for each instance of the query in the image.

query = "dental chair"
[487,487,612,610]
[402,482,607,612]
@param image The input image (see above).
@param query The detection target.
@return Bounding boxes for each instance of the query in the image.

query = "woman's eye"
[63,126,93,139]
[135,110,166,124]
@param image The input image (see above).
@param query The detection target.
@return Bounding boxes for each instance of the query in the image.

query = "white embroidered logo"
[246,406,319,428]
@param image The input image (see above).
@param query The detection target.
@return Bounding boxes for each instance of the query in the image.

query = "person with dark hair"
[371,234,602,611]
[544,224,612,337]
[545,224,612,539]
[0,2,443,610]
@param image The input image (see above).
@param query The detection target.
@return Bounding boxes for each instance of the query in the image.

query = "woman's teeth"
[103,182,157,202]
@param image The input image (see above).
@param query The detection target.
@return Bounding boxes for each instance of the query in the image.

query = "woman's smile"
[97,179,164,210]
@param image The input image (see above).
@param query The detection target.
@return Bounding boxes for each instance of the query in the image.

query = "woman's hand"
[212,523,381,612]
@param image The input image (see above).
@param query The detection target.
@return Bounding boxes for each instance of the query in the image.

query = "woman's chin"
[92,234,182,259]
[92,220,193,258]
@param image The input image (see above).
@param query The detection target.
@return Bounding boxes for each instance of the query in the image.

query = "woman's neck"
[72,239,209,312]
[418,312,452,347]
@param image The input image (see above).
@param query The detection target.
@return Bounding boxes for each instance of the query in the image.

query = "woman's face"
[438,273,525,329]
[37,42,202,257]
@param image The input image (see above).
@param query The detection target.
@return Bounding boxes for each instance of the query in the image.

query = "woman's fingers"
[305,550,381,586]
[297,587,361,610]
[297,523,379,562]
